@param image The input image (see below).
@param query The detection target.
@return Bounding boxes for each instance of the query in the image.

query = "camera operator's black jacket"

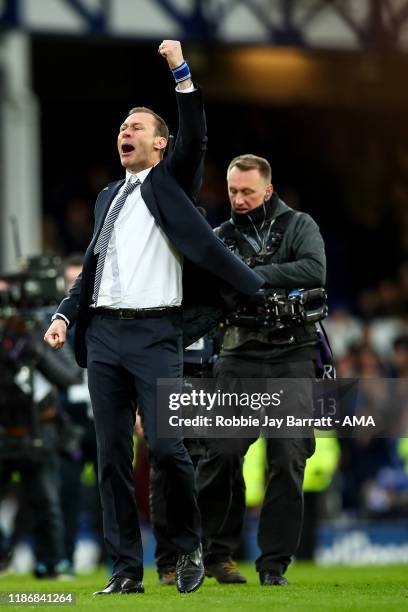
[216,193,326,360]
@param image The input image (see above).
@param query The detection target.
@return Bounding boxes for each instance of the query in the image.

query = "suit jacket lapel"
[92,171,163,246]
[89,164,166,260]
[140,167,162,226]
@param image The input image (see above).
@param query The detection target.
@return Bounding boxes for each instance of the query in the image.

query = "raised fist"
[158,40,184,70]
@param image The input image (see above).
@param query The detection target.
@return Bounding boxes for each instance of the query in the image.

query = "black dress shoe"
[176,545,205,593]
[259,571,288,586]
[93,576,145,595]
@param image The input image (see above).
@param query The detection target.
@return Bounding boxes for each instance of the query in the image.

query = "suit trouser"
[199,356,316,576]
[86,312,201,580]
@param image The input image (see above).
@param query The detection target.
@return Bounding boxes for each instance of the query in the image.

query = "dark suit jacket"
[56,87,263,367]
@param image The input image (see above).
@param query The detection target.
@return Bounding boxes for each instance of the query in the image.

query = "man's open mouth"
[122,144,135,154]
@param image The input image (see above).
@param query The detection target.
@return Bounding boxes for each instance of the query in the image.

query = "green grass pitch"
[0,563,407,611]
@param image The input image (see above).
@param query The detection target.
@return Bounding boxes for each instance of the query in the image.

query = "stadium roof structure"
[1,0,408,51]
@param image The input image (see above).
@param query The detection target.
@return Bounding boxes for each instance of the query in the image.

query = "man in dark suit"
[44,41,263,596]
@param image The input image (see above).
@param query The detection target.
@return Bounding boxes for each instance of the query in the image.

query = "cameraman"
[151,154,326,586]
[198,154,326,586]
[0,278,82,578]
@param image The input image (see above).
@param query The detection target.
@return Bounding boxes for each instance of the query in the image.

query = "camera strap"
[219,210,296,261]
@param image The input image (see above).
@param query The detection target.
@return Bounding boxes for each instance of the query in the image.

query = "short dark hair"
[127,106,169,140]
[227,154,272,183]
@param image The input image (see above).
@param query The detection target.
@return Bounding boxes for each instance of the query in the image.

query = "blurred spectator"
[86,165,114,200]
[197,159,229,227]
[324,308,363,360]
[390,335,408,378]
[42,216,64,256]
[399,261,408,307]
[59,197,92,253]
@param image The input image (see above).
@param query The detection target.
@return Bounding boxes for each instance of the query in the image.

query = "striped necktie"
[92,178,141,303]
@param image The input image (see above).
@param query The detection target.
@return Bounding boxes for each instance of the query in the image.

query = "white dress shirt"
[96,167,183,309]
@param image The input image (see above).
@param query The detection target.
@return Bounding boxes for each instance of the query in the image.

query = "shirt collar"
[126,166,154,185]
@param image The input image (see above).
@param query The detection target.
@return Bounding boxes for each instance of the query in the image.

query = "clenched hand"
[43,319,67,350]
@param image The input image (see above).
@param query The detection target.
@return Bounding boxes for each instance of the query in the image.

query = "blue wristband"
[171,60,191,83]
